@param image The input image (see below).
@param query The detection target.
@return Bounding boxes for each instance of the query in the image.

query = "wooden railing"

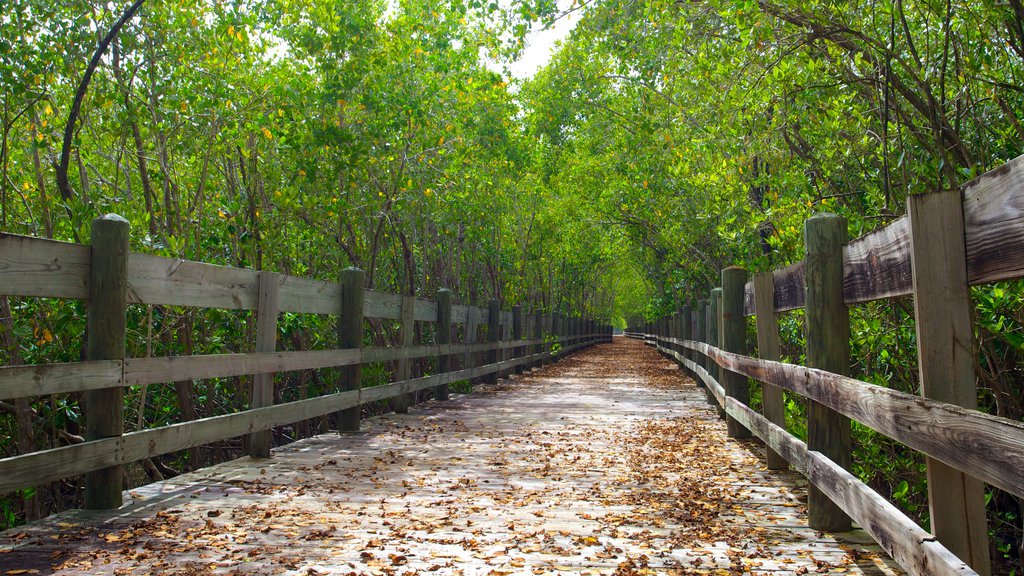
[0,216,612,508]
[627,154,1024,576]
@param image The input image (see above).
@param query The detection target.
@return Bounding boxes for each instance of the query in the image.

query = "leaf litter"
[0,338,902,575]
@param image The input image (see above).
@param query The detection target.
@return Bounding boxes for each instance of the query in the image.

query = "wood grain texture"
[248,271,280,458]
[804,213,852,531]
[753,272,787,470]
[0,338,599,495]
[435,289,452,401]
[363,290,402,320]
[909,190,990,573]
[963,153,1024,285]
[678,339,1024,500]
[337,267,364,431]
[84,215,129,510]
[451,304,469,324]
[390,296,416,413]
[0,233,90,299]
[806,453,976,576]
[0,360,122,400]
[651,336,979,576]
[721,268,751,439]
[127,253,259,310]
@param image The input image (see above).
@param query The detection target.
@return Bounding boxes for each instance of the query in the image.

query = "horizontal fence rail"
[629,331,981,576]
[742,153,1024,315]
[0,221,613,505]
[626,154,1024,576]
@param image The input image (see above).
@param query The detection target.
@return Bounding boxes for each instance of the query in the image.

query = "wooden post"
[249,271,279,458]
[721,267,751,439]
[84,214,129,510]
[681,305,693,375]
[337,267,364,432]
[464,305,478,377]
[485,299,500,384]
[552,312,562,359]
[804,212,852,532]
[512,305,524,374]
[543,312,553,364]
[708,288,723,411]
[753,272,786,470]
[391,296,416,413]
[694,300,706,389]
[502,310,513,377]
[908,190,991,573]
[533,310,543,368]
[435,289,452,401]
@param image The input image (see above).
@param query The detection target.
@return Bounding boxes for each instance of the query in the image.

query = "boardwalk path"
[1,338,903,575]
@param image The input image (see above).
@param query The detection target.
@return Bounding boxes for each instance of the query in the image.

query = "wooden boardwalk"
[0,338,903,576]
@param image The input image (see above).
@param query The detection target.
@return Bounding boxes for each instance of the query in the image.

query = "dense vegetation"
[2,0,1023,572]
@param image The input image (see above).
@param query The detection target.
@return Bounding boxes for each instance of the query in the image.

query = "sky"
[505,4,581,79]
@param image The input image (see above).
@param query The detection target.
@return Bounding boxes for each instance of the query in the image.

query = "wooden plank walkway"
[0,337,904,576]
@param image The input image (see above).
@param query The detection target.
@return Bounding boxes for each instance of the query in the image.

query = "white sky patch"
[507,7,579,79]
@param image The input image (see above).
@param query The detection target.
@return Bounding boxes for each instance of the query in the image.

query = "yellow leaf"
[424,188,432,196]
[261,127,272,139]
[227,25,235,37]
[218,210,227,219]
[42,329,52,343]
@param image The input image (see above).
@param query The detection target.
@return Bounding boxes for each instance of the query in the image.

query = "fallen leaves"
[0,339,899,576]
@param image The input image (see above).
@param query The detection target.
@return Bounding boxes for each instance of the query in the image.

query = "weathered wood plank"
[248,271,279,457]
[391,296,416,413]
[804,213,852,532]
[0,360,122,400]
[451,304,469,324]
[806,453,976,576]
[127,253,260,310]
[721,268,750,439]
[963,153,1024,285]
[0,234,90,299]
[909,190,990,573]
[673,344,976,576]
[363,290,402,320]
[124,350,362,385]
[414,297,438,322]
[84,215,130,510]
[0,341,587,495]
[678,338,1024,499]
[753,272,787,470]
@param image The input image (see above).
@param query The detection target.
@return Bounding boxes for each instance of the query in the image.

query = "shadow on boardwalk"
[0,338,904,575]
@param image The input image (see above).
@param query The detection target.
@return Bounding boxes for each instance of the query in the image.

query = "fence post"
[534,310,544,368]
[391,296,416,413]
[249,271,280,458]
[464,305,478,379]
[721,267,751,439]
[84,214,129,510]
[435,289,452,401]
[804,212,852,532]
[337,267,364,432]
[513,305,524,374]
[486,299,500,384]
[753,272,786,470]
[908,190,991,573]
[694,300,706,389]
[709,288,724,412]
[681,305,693,375]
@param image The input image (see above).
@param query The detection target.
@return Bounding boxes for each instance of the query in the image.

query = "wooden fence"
[627,154,1024,576]
[0,216,612,509]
